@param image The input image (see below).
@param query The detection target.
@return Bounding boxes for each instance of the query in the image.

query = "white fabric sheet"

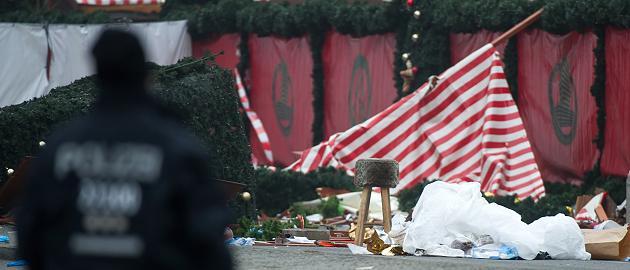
[128,20,191,66]
[0,23,49,107]
[47,20,191,90]
[47,24,105,90]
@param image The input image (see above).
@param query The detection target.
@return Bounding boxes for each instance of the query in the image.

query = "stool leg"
[354,186,372,246]
[381,188,392,233]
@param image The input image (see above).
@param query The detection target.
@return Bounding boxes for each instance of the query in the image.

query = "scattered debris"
[283,228,330,240]
[226,237,255,247]
[288,236,316,244]
[365,232,388,254]
[347,244,372,255]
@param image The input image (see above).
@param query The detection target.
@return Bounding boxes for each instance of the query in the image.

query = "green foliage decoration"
[319,195,342,218]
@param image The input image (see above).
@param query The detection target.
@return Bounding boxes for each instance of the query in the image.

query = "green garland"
[432,0,540,33]
[503,37,519,101]
[398,0,451,96]
[309,30,326,144]
[590,26,606,152]
[393,16,409,99]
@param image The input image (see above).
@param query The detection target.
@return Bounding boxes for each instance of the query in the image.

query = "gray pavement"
[231,246,630,270]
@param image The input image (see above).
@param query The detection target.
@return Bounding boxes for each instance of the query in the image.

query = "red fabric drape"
[450,30,506,64]
[601,28,630,176]
[322,32,397,138]
[192,34,240,69]
[517,29,599,184]
[248,35,314,166]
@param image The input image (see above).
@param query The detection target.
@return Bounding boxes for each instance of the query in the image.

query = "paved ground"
[231,246,630,270]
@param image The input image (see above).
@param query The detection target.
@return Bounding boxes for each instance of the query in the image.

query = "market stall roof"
[76,0,165,14]
[76,0,165,5]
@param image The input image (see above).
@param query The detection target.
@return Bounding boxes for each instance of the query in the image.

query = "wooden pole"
[491,8,544,46]
[354,186,372,246]
[380,188,392,233]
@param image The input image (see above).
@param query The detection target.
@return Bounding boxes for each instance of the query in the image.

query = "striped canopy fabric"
[288,44,545,200]
[76,0,165,5]
[234,69,274,164]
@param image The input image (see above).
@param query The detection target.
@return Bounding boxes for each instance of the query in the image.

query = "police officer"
[17,29,232,270]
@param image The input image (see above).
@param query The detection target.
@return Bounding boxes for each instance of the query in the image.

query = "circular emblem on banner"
[348,55,372,125]
[547,57,578,145]
[272,60,293,136]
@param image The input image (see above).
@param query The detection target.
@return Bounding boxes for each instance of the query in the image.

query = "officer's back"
[17,29,232,270]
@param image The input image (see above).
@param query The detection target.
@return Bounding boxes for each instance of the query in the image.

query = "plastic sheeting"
[248,35,314,166]
[402,181,590,260]
[192,34,241,69]
[322,32,397,137]
[47,24,105,90]
[517,29,599,184]
[48,21,191,90]
[449,30,506,64]
[601,28,630,176]
[0,24,49,107]
[129,20,191,66]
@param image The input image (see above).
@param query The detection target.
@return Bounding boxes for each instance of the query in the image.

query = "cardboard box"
[582,226,630,260]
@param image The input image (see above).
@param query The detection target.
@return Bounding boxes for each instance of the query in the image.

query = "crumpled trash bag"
[529,214,591,260]
[402,181,590,260]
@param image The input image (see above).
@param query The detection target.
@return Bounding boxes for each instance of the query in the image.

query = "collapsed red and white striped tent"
[288,44,545,200]
[75,0,164,5]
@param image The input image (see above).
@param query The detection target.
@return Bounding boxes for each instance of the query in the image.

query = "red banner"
[322,32,397,137]
[450,30,506,64]
[248,35,314,166]
[601,28,630,176]
[192,34,240,69]
[517,29,599,184]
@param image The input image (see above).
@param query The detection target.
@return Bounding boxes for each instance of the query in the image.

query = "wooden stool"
[353,158,399,246]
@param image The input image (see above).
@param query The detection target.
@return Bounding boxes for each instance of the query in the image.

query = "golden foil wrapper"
[381,246,405,256]
[365,232,390,254]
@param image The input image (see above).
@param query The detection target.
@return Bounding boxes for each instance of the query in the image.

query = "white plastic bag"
[528,214,591,260]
